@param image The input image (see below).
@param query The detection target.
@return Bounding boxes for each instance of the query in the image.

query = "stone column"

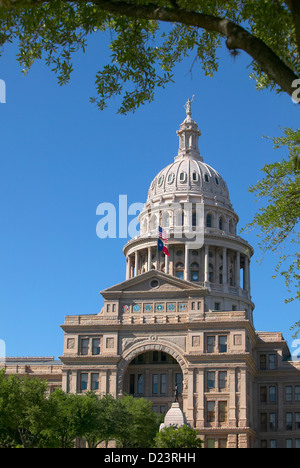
[244,256,251,294]
[165,247,169,274]
[135,250,138,276]
[222,247,227,285]
[239,369,247,428]
[184,244,189,281]
[236,251,240,288]
[228,369,237,427]
[204,245,209,284]
[126,256,131,280]
[147,246,151,272]
[196,369,205,429]
[186,369,194,425]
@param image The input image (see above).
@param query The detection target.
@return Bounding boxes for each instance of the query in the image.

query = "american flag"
[158,226,168,243]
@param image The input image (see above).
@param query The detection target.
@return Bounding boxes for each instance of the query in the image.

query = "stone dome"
[146,107,232,210]
[147,158,231,209]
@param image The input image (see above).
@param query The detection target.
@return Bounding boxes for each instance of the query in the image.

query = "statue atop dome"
[184,95,195,116]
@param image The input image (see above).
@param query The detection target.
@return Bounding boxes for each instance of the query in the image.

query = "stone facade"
[2,104,300,448]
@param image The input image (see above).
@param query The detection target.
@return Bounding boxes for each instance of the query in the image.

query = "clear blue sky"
[0,30,299,359]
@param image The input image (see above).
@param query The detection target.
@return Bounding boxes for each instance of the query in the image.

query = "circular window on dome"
[158,175,164,187]
[179,172,187,183]
[150,279,160,289]
[167,173,174,184]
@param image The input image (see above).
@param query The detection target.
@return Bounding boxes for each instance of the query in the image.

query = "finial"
[184,95,195,116]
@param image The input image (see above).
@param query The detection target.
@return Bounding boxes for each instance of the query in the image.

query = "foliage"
[0,371,161,448]
[0,370,52,448]
[117,395,161,448]
[0,1,298,113]
[242,127,300,304]
[154,424,203,448]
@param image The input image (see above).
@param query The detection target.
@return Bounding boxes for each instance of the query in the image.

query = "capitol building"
[2,103,300,448]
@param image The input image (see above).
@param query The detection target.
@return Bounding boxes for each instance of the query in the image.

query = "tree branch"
[90,0,299,98]
[3,0,299,99]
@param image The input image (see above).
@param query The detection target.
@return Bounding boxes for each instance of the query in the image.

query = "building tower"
[60,102,300,448]
[124,100,254,318]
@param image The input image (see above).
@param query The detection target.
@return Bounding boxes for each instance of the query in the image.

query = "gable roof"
[100,270,208,299]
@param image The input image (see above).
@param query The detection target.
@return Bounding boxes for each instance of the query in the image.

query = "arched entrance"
[117,340,188,415]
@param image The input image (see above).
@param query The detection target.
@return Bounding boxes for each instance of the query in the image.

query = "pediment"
[100,270,207,298]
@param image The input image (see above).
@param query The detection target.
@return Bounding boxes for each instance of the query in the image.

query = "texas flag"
[157,238,169,257]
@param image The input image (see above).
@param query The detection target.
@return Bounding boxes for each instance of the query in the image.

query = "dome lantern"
[176,96,202,162]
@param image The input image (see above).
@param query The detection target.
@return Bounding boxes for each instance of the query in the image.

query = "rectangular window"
[219,336,227,353]
[207,401,215,423]
[219,401,227,423]
[296,439,300,449]
[286,413,293,431]
[296,413,300,430]
[286,439,293,449]
[270,440,277,449]
[269,386,277,403]
[92,338,100,355]
[129,374,135,395]
[269,413,277,431]
[137,374,143,395]
[175,373,182,395]
[207,336,215,353]
[219,439,227,449]
[207,439,215,448]
[260,354,267,370]
[286,386,293,402]
[207,371,215,390]
[219,371,227,390]
[160,374,167,394]
[261,413,267,432]
[295,386,300,401]
[80,373,88,392]
[91,373,99,391]
[214,302,220,311]
[268,354,276,370]
[260,386,267,403]
[80,338,89,355]
[152,374,158,394]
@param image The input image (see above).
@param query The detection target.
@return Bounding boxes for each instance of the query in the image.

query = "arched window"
[175,262,184,280]
[162,210,170,228]
[174,207,184,227]
[219,217,223,230]
[192,211,197,228]
[150,214,158,231]
[142,218,148,235]
[191,262,199,282]
[206,213,212,228]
